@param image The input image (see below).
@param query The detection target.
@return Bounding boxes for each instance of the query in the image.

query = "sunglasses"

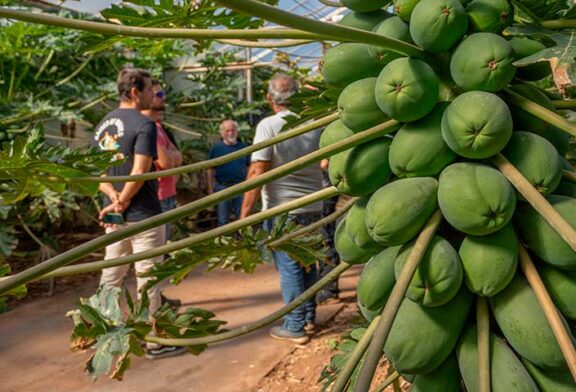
[155,91,166,99]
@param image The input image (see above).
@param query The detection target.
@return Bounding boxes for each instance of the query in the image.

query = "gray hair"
[219,119,238,132]
[268,73,298,106]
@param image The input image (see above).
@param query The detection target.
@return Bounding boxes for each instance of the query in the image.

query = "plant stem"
[563,170,576,183]
[318,0,344,7]
[215,0,426,57]
[331,315,382,392]
[162,121,204,138]
[216,38,313,48]
[373,371,401,392]
[267,197,357,248]
[553,100,576,110]
[0,119,398,295]
[145,262,351,346]
[493,154,576,253]
[503,88,576,137]
[353,209,443,392]
[510,0,541,22]
[38,187,339,279]
[0,7,326,40]
[70,113,339,183]
[55,54,94,86]
[477,296,491,392]
[518,245,576,380]
[540,19,576,29]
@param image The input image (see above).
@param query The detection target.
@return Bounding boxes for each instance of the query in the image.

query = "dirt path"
[0,264,362,392]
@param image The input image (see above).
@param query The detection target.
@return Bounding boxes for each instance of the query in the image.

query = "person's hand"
[98,199,130,228]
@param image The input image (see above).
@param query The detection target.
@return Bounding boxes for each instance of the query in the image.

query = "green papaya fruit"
[459,224,518,296]
[319,120,354,149]
[346,197,381,250]
[502,132,563,197]
[438,163,516,236]
[321,43,387,87]
[329,137,392,196]
[456,325,539,392]
[490,275,569,369]
[395,235,463,307]
[508,37,550,81]
[335,218,381,264]
[357,246,401,311]
[450,33,516,92]
[523,358,576,391]
[409,355,461,392]
[338,77,389,132]
[366,177,439,246]
[441,91,513,159]
[538,262,576,319]
[338,10,391,31]
[394,0,422,21]
[384,286,473,374]
[554,180,576,198]
[358,300,381,322]
[409,0,468,53]
[515,195,576,269]
[368,16,412,63]
[507,84,569,155]
[467,0,513,33]
[375,57,439,122]
[389,102,456,178]
[342,0,388,12]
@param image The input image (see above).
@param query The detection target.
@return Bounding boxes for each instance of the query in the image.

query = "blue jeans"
[215,182,243,227]
[160,196,177,241]
[264,213,321,333]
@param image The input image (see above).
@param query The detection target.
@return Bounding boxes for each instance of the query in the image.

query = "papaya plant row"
[1,0,576,390]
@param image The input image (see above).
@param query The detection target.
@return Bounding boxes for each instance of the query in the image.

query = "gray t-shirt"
[251,110,323,214]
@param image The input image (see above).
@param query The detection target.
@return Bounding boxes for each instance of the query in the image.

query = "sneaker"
[145,345,187,360]
[304,322,316,334]
[161,294,182,309]
[269,326,310,344]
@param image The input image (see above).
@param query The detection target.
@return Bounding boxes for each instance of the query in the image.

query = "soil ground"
[0,262,405,392]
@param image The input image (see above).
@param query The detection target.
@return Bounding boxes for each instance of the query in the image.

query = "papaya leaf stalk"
[0,7,325,41]
[540,19,576,29]
[353,209,444,392]
[215,0,427,58]
[493,154,576,254]
[476,297,491,392]
[373,371,401,392]
[216,39,314,48]
[68,113,339,183]
[331,315,382,392]
[145,262,351,346]
[0,119,399,295]
[503,88,576,137]
[553,99,576,109]
[37,187,339,280]
[518,245,576,380]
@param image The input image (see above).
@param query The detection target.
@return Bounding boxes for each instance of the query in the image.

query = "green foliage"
[0,263,27,312]
[67,285,226,380]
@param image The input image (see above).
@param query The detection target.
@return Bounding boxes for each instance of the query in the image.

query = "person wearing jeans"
[240,74,323,344]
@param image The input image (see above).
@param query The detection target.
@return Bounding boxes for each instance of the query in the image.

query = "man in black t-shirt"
[93,68,185,360]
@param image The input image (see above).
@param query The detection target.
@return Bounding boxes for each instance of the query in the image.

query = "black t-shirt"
[92,108,162,222]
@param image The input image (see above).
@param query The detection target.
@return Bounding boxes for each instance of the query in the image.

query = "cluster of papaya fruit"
[320,0,576,390]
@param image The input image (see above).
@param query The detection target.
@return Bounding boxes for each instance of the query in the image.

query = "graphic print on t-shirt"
[94,117,126,162]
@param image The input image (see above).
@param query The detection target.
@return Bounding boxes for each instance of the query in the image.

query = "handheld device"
[102,212,125,225]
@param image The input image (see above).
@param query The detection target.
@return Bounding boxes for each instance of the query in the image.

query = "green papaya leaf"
[0,226,18,258]
[86,327,135,380]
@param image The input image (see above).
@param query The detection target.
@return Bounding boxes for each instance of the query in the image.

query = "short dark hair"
[117,67,150,101]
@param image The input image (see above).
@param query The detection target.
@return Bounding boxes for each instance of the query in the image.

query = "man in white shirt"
[240,74,323,344]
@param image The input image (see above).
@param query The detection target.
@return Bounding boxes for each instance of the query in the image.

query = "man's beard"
[152,103,166,111]
[225,136,237,144]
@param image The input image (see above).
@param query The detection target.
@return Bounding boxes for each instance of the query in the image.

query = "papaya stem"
[331,315,383,392]
[373,371,401,392]
[493,154,576,254]
[215,0,427,58]
[477,297,491,392]
[67,113,339,183]
[267,197,357,248]
[353,209,443,392]
[503,88,576,137]
[518,245,576,381]
[540,19,576,29]
[145,262,351,346]
[0,119,399,295]
[563,170,576,183]
[33,187,339,280]
[510,0,541,22]
[553,100,576,110]
[0,7,325,40]
[216,38,314,48]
